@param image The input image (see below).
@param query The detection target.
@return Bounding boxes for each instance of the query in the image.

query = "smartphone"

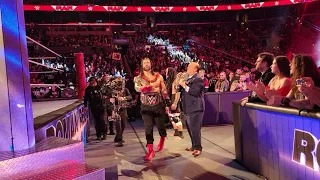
[296,79,305,85]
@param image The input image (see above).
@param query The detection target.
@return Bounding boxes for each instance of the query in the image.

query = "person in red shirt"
[198,69,209,93]
[247,56,292,102]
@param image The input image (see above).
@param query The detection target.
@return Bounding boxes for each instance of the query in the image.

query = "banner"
[112,52,121,60]
[24,1,316,12]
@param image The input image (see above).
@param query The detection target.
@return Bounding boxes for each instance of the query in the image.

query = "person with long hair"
[134,58,171,161]
[165,67,184,138]
[247,56,292,102]
[268,54,320,109]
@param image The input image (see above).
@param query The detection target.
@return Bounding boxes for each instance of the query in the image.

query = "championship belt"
[140,93,162,106]
[168,113,181,123]
[109,110,121,121]
[117,100,137,109]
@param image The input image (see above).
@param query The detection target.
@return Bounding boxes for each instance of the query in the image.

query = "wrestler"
[134,58,171,161]
[166,68,186,138]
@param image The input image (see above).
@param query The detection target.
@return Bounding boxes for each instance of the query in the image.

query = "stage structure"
[27,35,86,98]
[0,0,104,179]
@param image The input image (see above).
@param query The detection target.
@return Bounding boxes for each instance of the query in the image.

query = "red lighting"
[23,0,316,12]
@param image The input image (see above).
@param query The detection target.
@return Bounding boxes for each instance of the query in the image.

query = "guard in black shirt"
[84,77,106,140]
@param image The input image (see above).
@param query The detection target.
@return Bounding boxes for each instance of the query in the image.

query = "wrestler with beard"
[166,68,186,139]
[134,58,171,161]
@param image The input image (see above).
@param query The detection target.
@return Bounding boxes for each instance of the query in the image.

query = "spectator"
[267,55,320,109]
[241,52,275,106]
[215,72,229,92]
[249,56,292,102]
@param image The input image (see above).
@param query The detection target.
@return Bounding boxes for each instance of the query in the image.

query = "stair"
[0,137,104,179]
[6,160,105,180]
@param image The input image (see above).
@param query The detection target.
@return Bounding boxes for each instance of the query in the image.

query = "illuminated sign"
[34,105,88,142]
[292,129,320,171]
[112,39,129,45]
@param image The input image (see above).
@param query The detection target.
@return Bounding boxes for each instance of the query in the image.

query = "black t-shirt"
[84,85,102,109]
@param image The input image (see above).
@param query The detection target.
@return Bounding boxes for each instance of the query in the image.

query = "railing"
[233,102,320,180]
[203,91,251,125]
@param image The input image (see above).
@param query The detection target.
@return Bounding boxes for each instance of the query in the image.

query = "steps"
[0,137,104,179]
[6,160,105,180]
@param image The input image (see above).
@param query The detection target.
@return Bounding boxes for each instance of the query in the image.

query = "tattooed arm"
[159,75,171,107]
[134,76,142,93]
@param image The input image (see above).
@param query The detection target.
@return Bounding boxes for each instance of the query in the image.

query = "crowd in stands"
[26,14,319,104]
[46,35,111,47]
[26,17,303,63]
[29,57,77,99]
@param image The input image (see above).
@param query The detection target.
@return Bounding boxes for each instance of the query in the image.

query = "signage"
[112,52,121,60]
[112,39,129,45]
[293,129,320,171]
[35,105,88,143]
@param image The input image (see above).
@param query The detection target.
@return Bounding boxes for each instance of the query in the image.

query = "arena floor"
[85,120,263,180]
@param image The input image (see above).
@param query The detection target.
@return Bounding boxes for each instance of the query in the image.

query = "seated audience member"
[230,74,248,92]
[46,86,61,98]
[232,69,243,83]
[228,71,235,83]
[62,86,76,98]
[208,72,217,92]
[198,69,209,93]
[297,77,320,108]
[267,55,320,109]
[250,70,262,83]
[247,56,292,102]
[215,72,229,92]
[241,52,275,106]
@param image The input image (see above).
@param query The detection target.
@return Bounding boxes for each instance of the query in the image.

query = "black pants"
[109,121,114,133]
[141,103,167,144]
[91,107,106,138]
[115,108,128,141]
[185,111,204,151]
[105,109,115,133]
[127,106,136,121]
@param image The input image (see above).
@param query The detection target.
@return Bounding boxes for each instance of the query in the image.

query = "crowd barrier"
[203,91,251,125]
[233,102,320,180]
[34,100,89,143]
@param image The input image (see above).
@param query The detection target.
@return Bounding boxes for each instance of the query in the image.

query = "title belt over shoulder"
[141,93,162,106]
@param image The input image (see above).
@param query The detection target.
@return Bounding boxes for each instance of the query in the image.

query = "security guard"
[84,77,106,140]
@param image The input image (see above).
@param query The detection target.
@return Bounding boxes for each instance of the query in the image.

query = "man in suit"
[179,62,205,157]
[241,52,275,106]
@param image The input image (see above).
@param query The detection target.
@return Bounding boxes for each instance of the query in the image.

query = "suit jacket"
[180,74,205,114]
[248,68,275,103]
